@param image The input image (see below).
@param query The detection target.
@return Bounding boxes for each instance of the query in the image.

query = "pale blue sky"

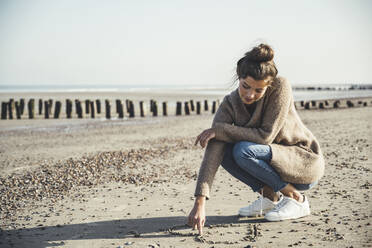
[0,0,371,87]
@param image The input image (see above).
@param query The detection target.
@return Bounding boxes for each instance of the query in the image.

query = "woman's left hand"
[194,128,216,148]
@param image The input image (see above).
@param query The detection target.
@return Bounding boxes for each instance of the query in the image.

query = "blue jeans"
[221,141,317,192]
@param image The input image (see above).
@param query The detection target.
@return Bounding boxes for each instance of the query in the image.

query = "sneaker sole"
[238,209,272,217]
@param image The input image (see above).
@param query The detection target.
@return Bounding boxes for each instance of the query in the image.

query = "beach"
[0,92,371,248]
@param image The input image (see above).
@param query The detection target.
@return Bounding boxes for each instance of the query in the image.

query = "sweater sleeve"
[194,96,234,199]
[214,78,292,145]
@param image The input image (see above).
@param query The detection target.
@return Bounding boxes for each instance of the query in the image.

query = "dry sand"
[0,99,371,247]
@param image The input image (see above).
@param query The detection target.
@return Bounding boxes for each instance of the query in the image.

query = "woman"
[188,44,324,235]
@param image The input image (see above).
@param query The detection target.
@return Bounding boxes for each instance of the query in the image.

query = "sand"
[0,96,371,247]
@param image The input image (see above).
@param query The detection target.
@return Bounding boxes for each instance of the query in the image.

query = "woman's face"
[238,76,270,105]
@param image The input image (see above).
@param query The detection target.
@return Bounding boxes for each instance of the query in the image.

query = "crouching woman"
[188,44,324,235]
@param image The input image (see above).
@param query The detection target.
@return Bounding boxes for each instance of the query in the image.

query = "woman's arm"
[213,78,292,145]
[189,97,234,234]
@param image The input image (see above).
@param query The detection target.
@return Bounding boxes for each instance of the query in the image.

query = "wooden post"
[346,100,354,107]
[333,100,340,108]
[20,98,25,115]
[90,101,95,118]
[28,99,35,119]
[1,102,7,120]
[162,102,167,116]
[54,101,61,119]
[85,100,90,114]
[212,101,216,114]
[96,99,101,114]
[15,101,22,119]
[196,101,201,115]
[190,100,195,111]
[126,100,130,114]
[117,100,124,119]
[8,99,14,120]
[44,101,50,119]
[48,99,53,115]
[304,102,310,110]
[75,100,83,118]
[176,102,182,116]
[139,101,146,117]
[149,100,154,113]
[151,101,158,117]
[66,99,72,119]
[105,100,111,119]
[204,100,209,111]
[116,99,121,114]
[184,102,190,115]
[38,99,43,115]
[129,100,135,118]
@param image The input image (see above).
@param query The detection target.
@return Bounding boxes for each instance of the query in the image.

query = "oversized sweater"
[194,76,325,199]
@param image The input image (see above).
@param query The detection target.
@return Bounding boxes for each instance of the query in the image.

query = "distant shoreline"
[0,83,371,93]
[292,84,372,91]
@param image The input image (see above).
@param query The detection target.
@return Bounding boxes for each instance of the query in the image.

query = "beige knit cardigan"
[194,76,325,199]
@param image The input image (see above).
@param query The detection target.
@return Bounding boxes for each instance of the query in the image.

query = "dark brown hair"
[236,44,278,83]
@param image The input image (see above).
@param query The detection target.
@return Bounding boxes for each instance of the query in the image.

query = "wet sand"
[0,96,371,247]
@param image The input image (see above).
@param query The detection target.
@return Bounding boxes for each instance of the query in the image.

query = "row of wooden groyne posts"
[0,97,371,120]
[298,98,370,109]
[0,99,220,120]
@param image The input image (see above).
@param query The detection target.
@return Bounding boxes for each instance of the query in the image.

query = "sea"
[1,84,372,102]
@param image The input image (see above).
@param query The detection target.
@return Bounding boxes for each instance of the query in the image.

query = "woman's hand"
[194,128,216,148]
[187,196,206,235]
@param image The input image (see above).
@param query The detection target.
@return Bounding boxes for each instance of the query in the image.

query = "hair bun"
[244,43,274,63]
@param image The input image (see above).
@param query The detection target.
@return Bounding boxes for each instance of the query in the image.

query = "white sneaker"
[238,195,282,217]
[264,195,310,221]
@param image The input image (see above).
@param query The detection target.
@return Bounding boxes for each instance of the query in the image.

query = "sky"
[0,0,371,87]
